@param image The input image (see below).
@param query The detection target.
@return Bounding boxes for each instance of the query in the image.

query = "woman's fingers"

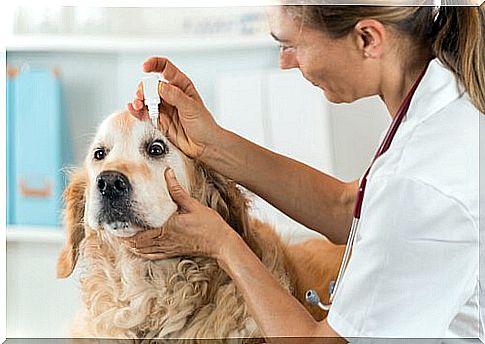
[127,227,162,245]
[127,102,146,120]
[128,82,148,119]
[158,112,171,135]
[165,168,199,212]
[143,57,189,89]
[129,101,174,137]
[134,246,170,255]
[126,245,171,260]
[159,82,199,116]
[133,99,144,111]
[140,252,171,260]
[143,57,201,101]
[124,215,189,248]
[135,82,144,100]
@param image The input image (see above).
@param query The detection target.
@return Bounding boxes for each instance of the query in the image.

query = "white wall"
[330,96,390,181]
[7,240,81,338]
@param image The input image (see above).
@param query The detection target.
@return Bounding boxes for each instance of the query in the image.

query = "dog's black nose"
[97,171,131,200]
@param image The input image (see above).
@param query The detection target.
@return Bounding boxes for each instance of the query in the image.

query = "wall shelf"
[6,225,65,244]
[6,34,276,53]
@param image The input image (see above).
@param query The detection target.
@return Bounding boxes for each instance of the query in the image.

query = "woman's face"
[267,6,378,104]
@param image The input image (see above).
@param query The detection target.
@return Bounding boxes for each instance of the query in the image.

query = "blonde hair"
[284,4,485,113]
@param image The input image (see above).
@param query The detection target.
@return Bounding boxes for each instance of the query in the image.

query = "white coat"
[327,58,480,339]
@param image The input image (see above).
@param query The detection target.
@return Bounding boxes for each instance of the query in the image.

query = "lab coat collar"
[405,58,465,123]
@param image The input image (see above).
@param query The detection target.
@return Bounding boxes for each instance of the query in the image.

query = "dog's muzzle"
[96,170,135,228]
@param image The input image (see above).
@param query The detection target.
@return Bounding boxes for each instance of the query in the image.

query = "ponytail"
[432,4,485,113]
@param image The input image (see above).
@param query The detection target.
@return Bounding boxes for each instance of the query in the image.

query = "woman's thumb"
[165,168,197,211]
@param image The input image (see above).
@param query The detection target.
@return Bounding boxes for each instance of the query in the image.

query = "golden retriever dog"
[57,110,344,341]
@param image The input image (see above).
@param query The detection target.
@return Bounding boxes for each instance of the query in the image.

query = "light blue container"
[11,68,70,226]
[6,71,16,224]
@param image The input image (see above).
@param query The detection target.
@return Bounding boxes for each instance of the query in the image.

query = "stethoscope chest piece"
[305,289,331,311]
[305,280,335,311]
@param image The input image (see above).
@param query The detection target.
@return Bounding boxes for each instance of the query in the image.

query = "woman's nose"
[279,51,299,70]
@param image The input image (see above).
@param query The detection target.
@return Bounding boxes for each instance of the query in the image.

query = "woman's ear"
[57,169,87,278]
[353,19,386,58]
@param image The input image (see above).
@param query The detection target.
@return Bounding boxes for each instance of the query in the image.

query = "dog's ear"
[57,169,87,278]
[191,161,262,254]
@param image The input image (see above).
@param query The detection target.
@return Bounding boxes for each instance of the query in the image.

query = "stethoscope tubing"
[329,216,359,305]
[305,64,430,312]
[306,217,360,310]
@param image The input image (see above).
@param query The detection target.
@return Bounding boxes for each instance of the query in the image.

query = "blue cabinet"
[6,69,16,225]
[7,68,70,226]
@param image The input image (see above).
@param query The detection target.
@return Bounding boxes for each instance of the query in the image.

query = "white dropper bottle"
[142,74,161,128]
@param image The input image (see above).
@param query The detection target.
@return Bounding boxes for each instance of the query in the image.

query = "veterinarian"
[127,4,484,340]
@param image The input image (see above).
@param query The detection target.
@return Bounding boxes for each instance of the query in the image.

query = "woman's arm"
[203,128,357,244]
[218,229,346,342]
[126,169,347,342]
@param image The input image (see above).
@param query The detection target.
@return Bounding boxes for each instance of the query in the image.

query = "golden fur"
[57,111,344,341]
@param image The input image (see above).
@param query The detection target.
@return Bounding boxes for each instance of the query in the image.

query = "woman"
[127,4,484,339]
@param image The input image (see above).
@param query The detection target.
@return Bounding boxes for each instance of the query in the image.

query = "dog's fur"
[57,111,344,340]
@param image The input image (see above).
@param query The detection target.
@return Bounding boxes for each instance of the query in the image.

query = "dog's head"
[84,111,190,237]
[57,111,252,278]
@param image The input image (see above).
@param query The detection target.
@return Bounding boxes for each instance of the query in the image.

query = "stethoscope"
[305,64,429,312]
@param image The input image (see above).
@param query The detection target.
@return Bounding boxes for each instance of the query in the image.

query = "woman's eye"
[93,148,106,161]
[148,141,168,157]
[279,44,295,53]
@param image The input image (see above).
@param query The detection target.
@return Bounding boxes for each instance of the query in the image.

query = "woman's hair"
[283,4,485,113]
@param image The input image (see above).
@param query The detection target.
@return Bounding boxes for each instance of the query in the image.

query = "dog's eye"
[94,148,106,161]
[147,141,168,157]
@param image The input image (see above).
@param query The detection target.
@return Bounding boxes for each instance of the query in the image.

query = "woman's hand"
[128,57,222,159]
[123,168,235,260]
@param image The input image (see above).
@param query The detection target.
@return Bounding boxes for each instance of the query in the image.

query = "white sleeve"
[326,175,478,338]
